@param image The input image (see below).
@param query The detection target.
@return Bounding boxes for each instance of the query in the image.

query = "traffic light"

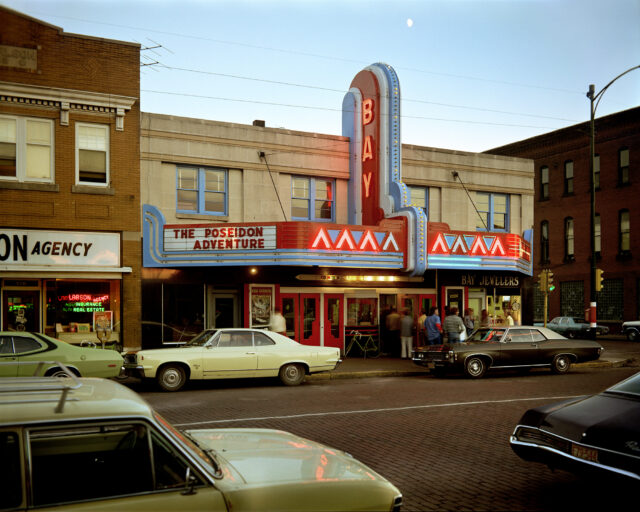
[547,270,555,292]
[539,270,548,292]
[595,268,604,292]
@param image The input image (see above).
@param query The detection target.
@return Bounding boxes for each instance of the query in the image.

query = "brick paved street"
[138,366,639,511]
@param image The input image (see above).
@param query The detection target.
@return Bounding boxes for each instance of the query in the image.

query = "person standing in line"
[400,309,414,359]
[480,309,490,327]
[417,309,427,347]
[425,306,442,345]
[443,307,465,343]
[386,307,401,357]
[505,308,515,326]
[269,307,287,336]
[463,308,475,336]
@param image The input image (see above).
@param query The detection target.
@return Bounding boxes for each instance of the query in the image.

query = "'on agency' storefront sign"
[0,229,121,269]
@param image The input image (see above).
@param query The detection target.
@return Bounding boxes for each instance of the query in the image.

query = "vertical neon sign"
[350,71,382,226]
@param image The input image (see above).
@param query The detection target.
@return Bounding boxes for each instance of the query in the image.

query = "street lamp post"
[586,65,640,337]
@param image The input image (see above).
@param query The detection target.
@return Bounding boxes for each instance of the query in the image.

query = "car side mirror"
[181,467,197,495]
[505,336,512,342]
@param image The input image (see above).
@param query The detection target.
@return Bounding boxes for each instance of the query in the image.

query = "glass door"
[300,293,320,346]
[323,294,343,350]
[280,294,299,340]
[3,290,40,332]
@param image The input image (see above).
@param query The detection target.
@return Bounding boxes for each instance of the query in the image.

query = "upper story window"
[619,209,630,254]
[540,166,549,200]
[176,166,227,215]
[564,217,574,261]
[476,192,508,232]
[564,160,574,195]
[594,154,600,189]
[540,220,549,263]
[408,185,428,215]
[76,123,109,186]
[291,177,334,221]
[619,147,630,185]
[0,115,54,183]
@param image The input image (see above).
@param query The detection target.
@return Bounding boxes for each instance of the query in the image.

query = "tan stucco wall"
[141,113,533,235]
[141,113,350,225]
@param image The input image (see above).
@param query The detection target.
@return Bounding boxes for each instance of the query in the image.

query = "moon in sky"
[407,18,413,28]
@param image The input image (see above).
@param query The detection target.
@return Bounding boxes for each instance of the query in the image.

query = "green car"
[0,331,123,378]
[1,371,403,511]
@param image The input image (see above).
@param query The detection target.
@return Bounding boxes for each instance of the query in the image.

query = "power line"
[157,64,579,122]
[27,10,586,97]
[141,89,558,130]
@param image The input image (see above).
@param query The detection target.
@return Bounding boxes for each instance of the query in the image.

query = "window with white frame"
[0,115,54,182]
[564,160,574,195]
[408,185,428,215]
[564,217,574,260]
[76,123,109,185]
[476,192,508,232]
[291,177,334,221]
[619,147,630,185]
[540,166,549,200]
[619,209,630,253]
[540,220,549,263]
[176,166,227,215]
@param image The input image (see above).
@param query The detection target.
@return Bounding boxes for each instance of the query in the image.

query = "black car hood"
[539,394,640,455]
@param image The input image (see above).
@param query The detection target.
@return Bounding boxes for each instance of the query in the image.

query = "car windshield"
[183,330,218,347]
[466,328,506,343]
[606,372,640,398]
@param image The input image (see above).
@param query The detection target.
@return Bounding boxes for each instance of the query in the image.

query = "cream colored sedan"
[124,328,341,391]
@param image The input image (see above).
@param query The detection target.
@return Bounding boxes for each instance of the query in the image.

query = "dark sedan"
[412,326,603,378]
[510,371,640,483]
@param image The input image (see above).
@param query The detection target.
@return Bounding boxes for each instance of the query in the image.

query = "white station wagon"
[124,328,342,391]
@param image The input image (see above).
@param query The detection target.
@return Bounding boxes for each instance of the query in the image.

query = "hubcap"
[286,366,300,379]
[163,369,181,387]
[557,357,568,369]
[469,359,482,375]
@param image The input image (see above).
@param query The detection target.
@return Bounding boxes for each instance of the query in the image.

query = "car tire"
[567,331,576,339]
[628,330,639,342]
[279,363,305,386]
[464,356,487,378]
[45,367,80,378]
[551,354,572,374]
[157,364,187,392]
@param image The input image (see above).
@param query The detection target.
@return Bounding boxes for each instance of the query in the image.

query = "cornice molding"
[0,81,137,131]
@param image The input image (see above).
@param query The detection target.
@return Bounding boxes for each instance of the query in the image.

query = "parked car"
[411,326,603,378]
[0,331,123,378]
[1,368,402,511]
[622,320,640,341]
[510,371,640,483]
[543,316,609,339]
[124,328,341,391]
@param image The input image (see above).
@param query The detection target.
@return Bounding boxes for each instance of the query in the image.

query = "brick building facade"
[490,106,640,330]
[0,7,141,348]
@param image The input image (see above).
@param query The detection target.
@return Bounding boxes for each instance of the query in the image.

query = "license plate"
[427,362,435,369]
[572,444,598,463]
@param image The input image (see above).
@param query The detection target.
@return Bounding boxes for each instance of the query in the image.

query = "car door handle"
[246,351,256,355]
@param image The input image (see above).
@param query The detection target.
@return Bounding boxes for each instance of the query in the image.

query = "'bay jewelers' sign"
[164,225,276,251]
[0,229,121,268]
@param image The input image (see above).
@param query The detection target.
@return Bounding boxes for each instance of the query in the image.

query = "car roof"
[0,377,154,427]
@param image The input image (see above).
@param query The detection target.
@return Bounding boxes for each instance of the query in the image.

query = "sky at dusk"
[3,0,639,153]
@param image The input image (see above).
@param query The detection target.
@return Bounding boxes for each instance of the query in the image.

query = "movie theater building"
[140,63,533,350]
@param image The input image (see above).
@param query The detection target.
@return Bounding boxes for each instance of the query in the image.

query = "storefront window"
[45,280,120,337]
[486,293,521,325]
[346,297,378,326]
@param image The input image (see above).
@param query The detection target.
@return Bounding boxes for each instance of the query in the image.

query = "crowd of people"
[379,304,517,357]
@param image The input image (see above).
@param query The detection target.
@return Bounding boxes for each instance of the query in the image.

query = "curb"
[307,358,638,381]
